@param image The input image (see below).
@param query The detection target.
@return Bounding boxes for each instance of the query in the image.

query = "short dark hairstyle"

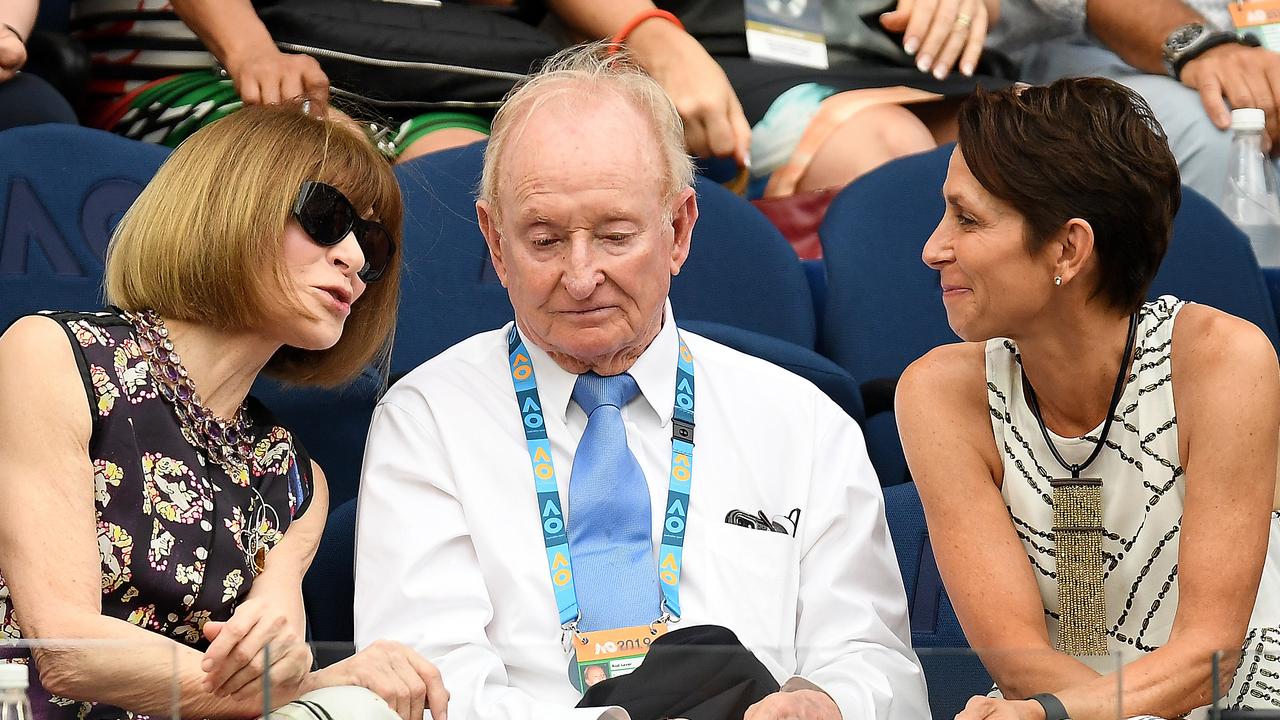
[956,77,1181,314]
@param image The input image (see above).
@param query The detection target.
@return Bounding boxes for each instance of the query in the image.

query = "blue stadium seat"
[1153,186,1280,346]
[0,124,168,316]
[303,496,359,645]
[819,143,1280,487]
[390,142,818,374]
[681,320,864,424]
[883,481,992,717]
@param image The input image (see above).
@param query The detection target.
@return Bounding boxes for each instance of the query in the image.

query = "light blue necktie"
[568,372,660,631]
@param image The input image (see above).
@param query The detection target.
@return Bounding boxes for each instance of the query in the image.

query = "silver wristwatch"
[1161,22,1244,79]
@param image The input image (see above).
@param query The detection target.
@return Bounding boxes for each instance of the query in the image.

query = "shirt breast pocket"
[690,522,800,645]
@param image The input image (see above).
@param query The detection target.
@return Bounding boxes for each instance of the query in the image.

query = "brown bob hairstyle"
[104,103,403,387]
[957,77,1182,314]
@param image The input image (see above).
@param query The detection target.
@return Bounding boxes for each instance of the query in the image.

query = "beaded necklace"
[124,308,273,574]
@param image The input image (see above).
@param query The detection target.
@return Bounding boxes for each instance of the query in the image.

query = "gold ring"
[955,13,973,29]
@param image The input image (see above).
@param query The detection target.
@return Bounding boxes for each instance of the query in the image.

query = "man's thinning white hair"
[478,42,696,217]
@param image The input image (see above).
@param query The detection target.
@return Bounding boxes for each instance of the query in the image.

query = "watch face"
[1166,23,1207,54]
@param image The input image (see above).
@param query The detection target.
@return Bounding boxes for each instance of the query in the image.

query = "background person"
[547,0,1010,196]
[0,103,447,720]
[988,0,1280,215]
[0,0,77,130]
[896,77,1280,720]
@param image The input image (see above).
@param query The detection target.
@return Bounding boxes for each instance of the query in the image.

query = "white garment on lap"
[264,686,400,720]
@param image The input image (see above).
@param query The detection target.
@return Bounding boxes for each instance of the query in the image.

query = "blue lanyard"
[506,325,696,631]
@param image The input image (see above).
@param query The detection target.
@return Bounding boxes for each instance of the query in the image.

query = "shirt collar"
[518,300,679,427]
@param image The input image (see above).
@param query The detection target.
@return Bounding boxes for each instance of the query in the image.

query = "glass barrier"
[263,642,1128,720]
[0,638,181,719]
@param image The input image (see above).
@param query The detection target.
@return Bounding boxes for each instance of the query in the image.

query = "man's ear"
[1052,217,1096,287]
[669,186,698,276]
[477,200,509,287]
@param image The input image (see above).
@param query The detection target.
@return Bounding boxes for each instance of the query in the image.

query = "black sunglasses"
[292,180,396,283]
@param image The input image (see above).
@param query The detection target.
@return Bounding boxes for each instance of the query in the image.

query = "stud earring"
[1054,276,1063,286]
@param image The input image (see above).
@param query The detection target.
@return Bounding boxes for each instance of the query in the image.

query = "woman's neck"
[1012,302,1136,438]
[161,317,279,421]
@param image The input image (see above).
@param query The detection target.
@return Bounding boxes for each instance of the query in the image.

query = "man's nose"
[562,237,602,299]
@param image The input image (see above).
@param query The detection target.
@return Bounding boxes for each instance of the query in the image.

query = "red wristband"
[609,8,684,51]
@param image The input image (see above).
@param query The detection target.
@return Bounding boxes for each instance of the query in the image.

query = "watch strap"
[1029,693,1071,720]
[1171,31,1245,80]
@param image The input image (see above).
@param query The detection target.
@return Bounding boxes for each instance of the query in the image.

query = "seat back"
[303,497,359,643]
[882,481,992,716]
[389,143,819,374]
[681,320,863,423]
[1152,187,1280,345]
[0,125,168,317]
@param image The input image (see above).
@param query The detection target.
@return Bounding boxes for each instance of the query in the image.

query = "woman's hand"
[306,640,450,720]
[200,590,311,698]
[954,697,1046,720]
[0,24,26,83]
[626,18,752,166]
[880,0,994,79]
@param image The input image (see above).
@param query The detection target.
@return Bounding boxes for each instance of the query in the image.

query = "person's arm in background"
[546,0,751,167]
[0,0,37,82]
[170,0,329,108]
[1086,0,1280,151]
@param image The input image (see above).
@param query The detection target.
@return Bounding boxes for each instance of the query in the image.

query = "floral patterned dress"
[0,309,313,720]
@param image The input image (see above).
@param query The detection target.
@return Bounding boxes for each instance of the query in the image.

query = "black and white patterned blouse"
[987,295,1279,713]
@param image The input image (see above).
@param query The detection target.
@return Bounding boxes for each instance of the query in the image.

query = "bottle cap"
[1232,108,1266,131]
[0,663,27,690]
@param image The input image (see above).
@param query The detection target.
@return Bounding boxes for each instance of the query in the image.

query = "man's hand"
[880,0,993,79]
[626,19,751,166]
[0,24,26,83]
[743,688,842,719]
[226,46,329,108]
[200,593,311,697]
[1180,43,1280,153]
[953,696,1046,720]
[305,639,450,720]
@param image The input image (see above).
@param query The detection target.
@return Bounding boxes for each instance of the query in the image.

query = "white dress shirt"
[354,303,927,720]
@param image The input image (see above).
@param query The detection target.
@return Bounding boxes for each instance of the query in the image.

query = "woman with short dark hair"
[897,77,1280,720]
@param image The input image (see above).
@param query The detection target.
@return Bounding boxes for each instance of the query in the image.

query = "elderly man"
[353,44,927,720]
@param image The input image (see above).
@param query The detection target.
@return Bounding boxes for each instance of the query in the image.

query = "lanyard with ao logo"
[505,325,696,641]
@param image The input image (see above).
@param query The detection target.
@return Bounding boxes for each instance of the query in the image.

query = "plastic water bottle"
[1223,107,1280,266]
[0,664,32,720]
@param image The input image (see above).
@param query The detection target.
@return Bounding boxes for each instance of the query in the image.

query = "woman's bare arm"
[0,316,303,718]
[897,342,1103,695]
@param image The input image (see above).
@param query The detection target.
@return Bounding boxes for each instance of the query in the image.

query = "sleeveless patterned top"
[986,295,1280,713]
[0,309,313,720]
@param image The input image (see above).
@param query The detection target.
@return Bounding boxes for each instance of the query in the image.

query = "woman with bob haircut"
[0,104,449,720]
[897,77,1280,720]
